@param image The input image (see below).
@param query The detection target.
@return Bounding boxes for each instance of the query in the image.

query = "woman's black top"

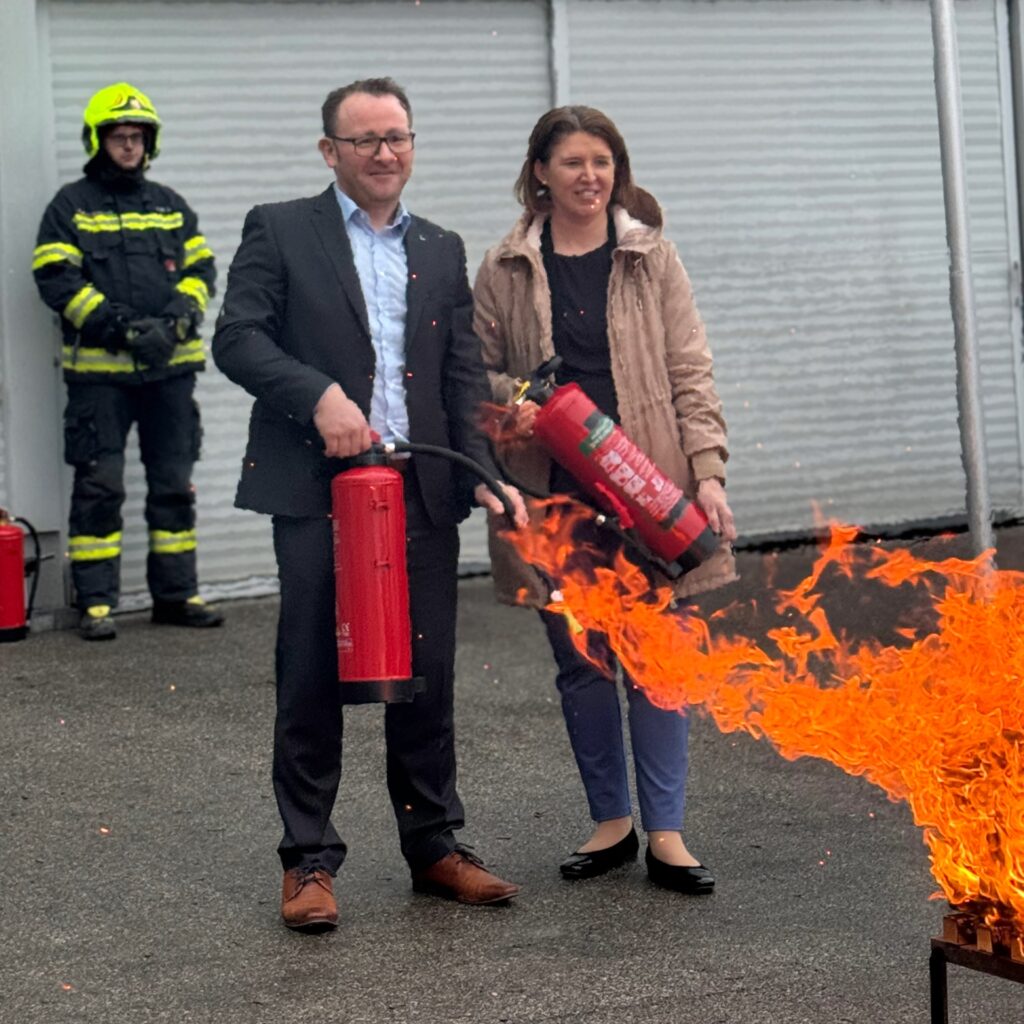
[541,216,619,495]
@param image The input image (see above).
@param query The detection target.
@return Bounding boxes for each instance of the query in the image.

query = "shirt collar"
[334,184,411,236]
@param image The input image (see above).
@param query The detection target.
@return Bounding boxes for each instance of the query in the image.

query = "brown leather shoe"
[281,867,338,931]
[411,847,520,905]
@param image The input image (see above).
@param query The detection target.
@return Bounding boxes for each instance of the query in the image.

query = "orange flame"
[504,501,1024,931]
[477,401,532,449]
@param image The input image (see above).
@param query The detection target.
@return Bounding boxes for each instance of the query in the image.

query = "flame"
[504,500,1024,932]
[477,401,534,448]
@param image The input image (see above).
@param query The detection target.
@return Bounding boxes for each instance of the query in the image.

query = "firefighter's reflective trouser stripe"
[64,375,201,610]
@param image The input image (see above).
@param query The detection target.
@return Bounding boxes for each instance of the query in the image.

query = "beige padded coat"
[473,205,738,606]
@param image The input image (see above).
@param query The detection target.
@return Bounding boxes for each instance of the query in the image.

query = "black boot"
[151,595,224,628]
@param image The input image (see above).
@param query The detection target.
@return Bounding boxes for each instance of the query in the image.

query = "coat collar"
[310,185,371,339]
[310,185,433,353]
[402,220,431,348]
[494,204,664,262]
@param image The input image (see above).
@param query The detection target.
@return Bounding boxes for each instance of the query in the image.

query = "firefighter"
[32,82,224,640]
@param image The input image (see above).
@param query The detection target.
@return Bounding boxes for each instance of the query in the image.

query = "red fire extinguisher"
[514,358,720,579]
[331,448,421,704]
[0,508,41,643]
[331,441,514,704]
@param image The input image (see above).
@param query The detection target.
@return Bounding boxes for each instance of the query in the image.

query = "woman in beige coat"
[473,106,737,894]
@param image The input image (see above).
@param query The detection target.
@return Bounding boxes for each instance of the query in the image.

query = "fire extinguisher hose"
[384,442,517,522]
[16,517,42,623]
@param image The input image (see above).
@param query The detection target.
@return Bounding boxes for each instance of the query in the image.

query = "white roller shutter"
[45,0,549,601]
[567,0,1023,537]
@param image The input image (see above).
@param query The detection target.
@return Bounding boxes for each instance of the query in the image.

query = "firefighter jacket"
[32,175,216,383]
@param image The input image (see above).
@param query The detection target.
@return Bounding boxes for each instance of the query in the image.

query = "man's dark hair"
[321,78,413,136]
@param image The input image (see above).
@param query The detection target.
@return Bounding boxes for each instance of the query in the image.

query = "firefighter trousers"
[63,375,202,610]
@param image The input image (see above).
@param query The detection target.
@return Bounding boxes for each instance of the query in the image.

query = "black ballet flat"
[645,845,715,894]
[560,827,639,880]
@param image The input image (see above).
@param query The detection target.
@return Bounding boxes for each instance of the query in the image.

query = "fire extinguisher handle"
[519,356,563,405]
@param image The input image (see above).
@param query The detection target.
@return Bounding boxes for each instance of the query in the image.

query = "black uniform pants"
[63,375,201,609]
[271,473,463,875]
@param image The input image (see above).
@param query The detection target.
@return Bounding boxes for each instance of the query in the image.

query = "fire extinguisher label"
[337,620,354,653]
[595,435,685,525]
[578,412,615,455]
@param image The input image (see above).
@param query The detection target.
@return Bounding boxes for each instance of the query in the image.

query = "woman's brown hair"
[514,105,660,226]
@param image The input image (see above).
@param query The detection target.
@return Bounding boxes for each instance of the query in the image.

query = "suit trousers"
[541,609,689,833]
[271,473,464,875]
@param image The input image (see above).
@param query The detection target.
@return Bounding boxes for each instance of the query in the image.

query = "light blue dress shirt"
[334,185,412,444]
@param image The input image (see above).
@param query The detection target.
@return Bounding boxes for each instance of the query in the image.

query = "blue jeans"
[541,609,690,832]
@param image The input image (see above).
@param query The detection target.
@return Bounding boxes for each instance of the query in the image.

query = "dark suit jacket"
[213,186,498,525]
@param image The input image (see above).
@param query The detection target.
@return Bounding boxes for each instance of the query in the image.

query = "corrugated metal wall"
[45,0,550,599]
[36,0,1024,605]
[567,0,1023,536]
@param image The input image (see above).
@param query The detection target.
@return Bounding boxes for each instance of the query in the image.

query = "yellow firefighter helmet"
[81,82,162,159]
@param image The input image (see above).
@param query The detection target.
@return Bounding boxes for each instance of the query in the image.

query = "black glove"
[160,293,201,341]
[126,317,177,369]
[79,302,134,352]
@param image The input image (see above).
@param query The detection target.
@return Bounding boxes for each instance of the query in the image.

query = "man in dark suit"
[213,78,527,931]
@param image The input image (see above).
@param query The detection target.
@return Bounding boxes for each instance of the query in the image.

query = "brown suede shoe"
[411,847,520,905]
[281,867,338,931]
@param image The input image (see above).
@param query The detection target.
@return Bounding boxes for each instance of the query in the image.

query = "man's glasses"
[329,132,416,157]
[107,130,146,148]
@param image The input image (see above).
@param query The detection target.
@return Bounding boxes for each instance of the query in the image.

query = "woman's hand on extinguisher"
[696,478,737,542]
[475,482,530,529]
[314,383,372,458]
[514,400,541,437]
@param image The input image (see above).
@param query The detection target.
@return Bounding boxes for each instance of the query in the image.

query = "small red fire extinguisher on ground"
[0,508,41,643]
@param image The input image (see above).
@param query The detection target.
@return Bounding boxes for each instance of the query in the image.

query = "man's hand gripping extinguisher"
[510,358,720,580]
[331,441,515,704]
[0,509,42,643]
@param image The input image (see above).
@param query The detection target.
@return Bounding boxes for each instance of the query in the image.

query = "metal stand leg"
[930,946,948,1024]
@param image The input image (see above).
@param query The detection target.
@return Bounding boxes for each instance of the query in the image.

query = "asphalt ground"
[3,524,1024,1024]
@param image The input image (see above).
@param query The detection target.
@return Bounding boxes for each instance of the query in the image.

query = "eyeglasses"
[329,132,416,156]
[107,130,146,148]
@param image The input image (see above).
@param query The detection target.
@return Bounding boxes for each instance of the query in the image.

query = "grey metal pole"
[930,0,994,554]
